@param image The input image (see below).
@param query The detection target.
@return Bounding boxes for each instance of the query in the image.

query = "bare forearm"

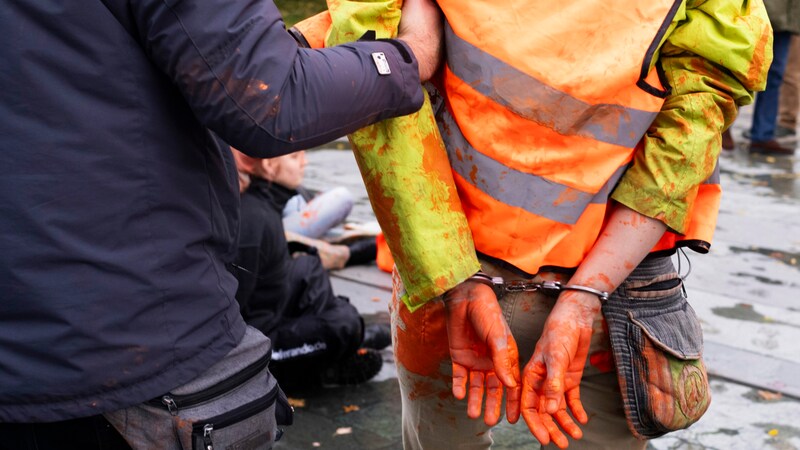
[568,203,668,294]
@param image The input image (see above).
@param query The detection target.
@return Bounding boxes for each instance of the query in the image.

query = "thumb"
[489,332,520,389]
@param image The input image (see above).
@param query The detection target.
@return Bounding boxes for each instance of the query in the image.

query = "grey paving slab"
[330,271,392,317]
[331,266,393,293]
[704,341,800,398]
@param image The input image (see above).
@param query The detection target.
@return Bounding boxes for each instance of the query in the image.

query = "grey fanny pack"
[603,271,711,439]
[105,327,293,450]
[145,350,292,450]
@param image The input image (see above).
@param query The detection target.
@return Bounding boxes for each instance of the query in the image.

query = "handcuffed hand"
[520,293,600,448]
[397,0,443,81]
[443,279,521,426]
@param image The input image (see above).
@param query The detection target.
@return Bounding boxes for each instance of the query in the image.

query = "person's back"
[0,1,248,421]
[381,0,772,448]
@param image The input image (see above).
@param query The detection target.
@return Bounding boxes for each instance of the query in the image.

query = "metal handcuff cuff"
[466,271,610,302]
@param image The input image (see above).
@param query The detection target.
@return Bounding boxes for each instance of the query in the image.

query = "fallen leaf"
[343,404,360,413]
[768,428,779,436]
[288,397,306,408]
[371,297,381,302]
[334,427,353,436]
[757,390,783,401]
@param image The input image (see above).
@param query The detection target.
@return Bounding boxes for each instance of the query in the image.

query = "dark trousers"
[267,254,363,384]
[751,30,794,141]
[0,415,131,450]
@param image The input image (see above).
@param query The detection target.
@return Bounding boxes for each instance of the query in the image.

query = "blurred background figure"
[231,149,391,391]
[235,149,377,270]
[725,0,800,154]
[777,35,800,139]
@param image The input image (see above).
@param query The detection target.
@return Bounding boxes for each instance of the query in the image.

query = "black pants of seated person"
[266,254,363,387]
[0,415,132,450]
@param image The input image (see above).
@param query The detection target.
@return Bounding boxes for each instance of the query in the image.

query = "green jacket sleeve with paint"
[323,1,480,311]
[611,0,773,233]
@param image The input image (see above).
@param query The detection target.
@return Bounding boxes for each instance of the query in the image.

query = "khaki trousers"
[390,260,656,450]
[779,35,800,130]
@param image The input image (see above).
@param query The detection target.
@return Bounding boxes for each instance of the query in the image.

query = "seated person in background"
[237,149,376,269]
[231,148,391,389]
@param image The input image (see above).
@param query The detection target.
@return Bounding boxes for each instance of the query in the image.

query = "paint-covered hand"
[443,280,521,426]
[397,0,443,81]
[520,293,599,448]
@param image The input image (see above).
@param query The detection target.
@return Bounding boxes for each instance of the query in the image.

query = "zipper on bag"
[191,383,280,450]
[146,350,271,414]
[202,424,214,450]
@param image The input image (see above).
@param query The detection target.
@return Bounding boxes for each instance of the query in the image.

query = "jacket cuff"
[354,39,424,117]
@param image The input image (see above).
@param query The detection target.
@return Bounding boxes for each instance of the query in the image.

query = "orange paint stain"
[393,297,450,378]
[589,350,614,373]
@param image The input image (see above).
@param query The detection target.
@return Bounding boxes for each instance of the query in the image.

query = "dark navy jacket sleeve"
[109,0,424,155]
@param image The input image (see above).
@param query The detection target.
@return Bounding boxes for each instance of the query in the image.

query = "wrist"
[557,291,602,326]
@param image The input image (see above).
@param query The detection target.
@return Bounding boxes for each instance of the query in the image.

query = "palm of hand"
[447,302,502,372]
[443,282,521,425]
[521,299,595,448]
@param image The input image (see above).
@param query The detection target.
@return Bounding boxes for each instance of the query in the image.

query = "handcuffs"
[466,271,610,302]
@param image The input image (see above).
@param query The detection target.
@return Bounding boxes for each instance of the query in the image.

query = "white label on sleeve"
[371,52,391,75]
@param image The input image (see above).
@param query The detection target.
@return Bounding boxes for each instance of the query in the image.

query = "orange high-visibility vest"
[436,0,720,274]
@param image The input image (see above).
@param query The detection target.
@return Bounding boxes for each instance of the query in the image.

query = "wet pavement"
[274,104,800,450]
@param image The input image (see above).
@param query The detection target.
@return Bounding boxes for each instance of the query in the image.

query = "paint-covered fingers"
[520,360,550,445]
[520,397,575,448]
[505,380,521,424]
[467,371,485,419]
[541,410,570,449]
[483,372,504,425]
[520,387,551,446]
[461,369,505,425]
[565,387,588,424]
[452,362,469,399]
[554,408,583,441]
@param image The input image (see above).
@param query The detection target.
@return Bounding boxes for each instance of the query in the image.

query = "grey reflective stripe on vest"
[444,23,659,148]
[441,111,626,225]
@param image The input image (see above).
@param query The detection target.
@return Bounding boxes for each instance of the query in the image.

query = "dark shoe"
[345,238,377,267]
[721,129,735,150]
[321,348,383,385]
[749,139,796,155]
[362,323,391,350]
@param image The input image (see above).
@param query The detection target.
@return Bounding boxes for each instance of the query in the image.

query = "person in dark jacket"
[232,150,390,389]
[0,0,441,447]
